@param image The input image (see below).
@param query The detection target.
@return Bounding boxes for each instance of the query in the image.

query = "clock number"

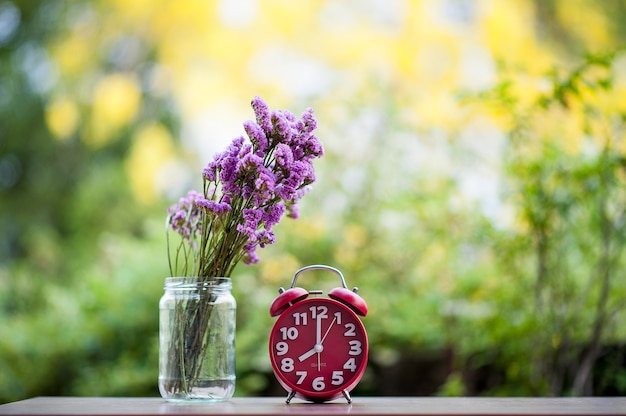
[275,341,288,356]
[348,340,362,355]
[281,358,294,372]
[331,371,344,385]
[279,326,298,340]
[344,323,356,337]
[295,371,307,385]
[343,358,357,372]
[310,305,328,319]
[334,311,342,324]
[312,376,325,391]
[293,312,308,326]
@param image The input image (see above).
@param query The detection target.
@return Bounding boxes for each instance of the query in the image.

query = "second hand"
[317,316,336,371]
[320,316,337,345]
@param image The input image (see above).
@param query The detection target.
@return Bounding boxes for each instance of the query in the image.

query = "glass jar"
[159,277,236,402]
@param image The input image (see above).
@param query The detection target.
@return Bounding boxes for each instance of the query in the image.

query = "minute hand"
[316,315,322,345]
[316,315,322,371]
[299,316,324,362]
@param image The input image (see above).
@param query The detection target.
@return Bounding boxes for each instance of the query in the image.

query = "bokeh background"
[2,0,626,403]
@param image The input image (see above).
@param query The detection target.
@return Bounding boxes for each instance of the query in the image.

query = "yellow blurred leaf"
[125,123,175,204]
[86,73,141,148]
[45,98,79,141]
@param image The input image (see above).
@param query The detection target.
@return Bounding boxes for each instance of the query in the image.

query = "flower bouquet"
[158,96,323,401]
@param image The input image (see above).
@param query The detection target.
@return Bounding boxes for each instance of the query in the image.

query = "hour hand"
[298,344,323,362]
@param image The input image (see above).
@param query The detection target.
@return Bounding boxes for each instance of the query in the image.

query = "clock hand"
[314,316,338,372]
[317,349,320,372]
[298,348,316,362]
[315,314,323,371]
[298,345,322,362]
[316,314,322,345]
[320,316,337,345]
[298,316,325,362]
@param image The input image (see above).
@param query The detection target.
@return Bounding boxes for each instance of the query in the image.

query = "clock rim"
[269,297,369,401]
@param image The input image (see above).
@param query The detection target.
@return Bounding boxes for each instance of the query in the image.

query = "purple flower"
[213,137,245,194]
[304,135,324,158]
[301,108,317,134]
[287,160,313,187]
[238,150,263,172]
[293,185,311,202]
[167,190,204,239]
[252,96,272,134]
[262,203,286,227]
[243,120,268,154]
[203,161,218,181]
[236,208,263,238]
[274,143,294,168]
[195,198,232,215]
[301,160,316,184]
[253,167,276,205]
[275,183,296,201]
[240,228,275,265]
[256,229,276,248]
[242,242,260,265]
[271,110,293,143]
[291,146,305,161]
[167,96,323,277]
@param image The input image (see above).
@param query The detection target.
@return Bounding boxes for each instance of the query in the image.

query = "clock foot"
[285,390,297,404]
[342,390,352,404]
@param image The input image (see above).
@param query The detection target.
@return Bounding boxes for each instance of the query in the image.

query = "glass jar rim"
[164,276,232,290]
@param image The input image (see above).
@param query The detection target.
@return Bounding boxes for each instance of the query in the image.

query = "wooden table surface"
[0,397,624,416]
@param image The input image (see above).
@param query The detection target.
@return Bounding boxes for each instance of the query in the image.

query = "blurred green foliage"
[2,0,626,404]
[453,51,626,395]
[0,0,172,400]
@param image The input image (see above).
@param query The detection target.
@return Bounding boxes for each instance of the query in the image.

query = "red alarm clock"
[268,265,368,404]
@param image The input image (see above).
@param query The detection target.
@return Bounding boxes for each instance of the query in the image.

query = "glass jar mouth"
[164,277,232,290]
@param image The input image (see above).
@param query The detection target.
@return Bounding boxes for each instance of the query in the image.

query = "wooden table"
[0,397,624,416]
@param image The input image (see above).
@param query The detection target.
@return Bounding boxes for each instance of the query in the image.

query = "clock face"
[269,297,368,401]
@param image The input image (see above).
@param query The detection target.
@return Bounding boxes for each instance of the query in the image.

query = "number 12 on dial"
[269,297,368,403]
